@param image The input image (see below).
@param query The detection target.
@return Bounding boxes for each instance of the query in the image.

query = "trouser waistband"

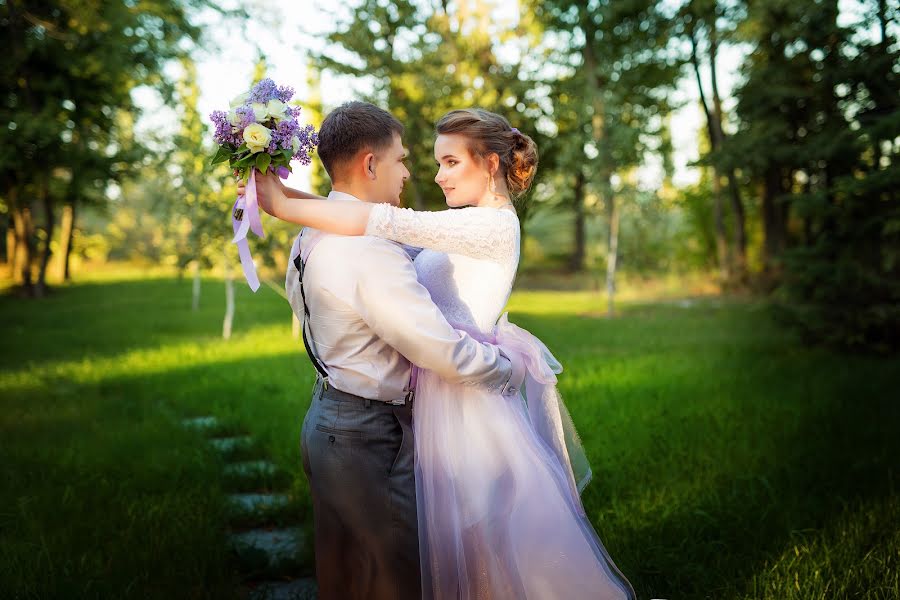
[315,377,410,408]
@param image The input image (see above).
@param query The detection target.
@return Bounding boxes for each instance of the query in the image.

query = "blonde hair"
[435,109,538,200]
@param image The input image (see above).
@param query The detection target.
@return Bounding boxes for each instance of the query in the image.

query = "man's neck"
[332,181,376,203]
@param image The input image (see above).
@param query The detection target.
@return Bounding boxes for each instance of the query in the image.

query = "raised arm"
[365,203,519,261]
[252,172,518,260]
[252,172,374,235]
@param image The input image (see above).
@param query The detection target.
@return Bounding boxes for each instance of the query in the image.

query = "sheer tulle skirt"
[413,320,635,600]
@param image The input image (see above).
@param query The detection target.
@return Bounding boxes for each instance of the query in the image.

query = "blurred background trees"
[1,0,897,350]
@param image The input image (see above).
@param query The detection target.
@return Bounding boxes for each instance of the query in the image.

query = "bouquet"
[209,78,318,291]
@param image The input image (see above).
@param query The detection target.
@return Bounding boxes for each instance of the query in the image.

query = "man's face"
[370,133,410,206]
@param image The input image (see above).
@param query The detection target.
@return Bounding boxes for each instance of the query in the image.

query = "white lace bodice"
[365,204,520,333]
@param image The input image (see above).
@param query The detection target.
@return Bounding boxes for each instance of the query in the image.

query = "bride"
[248,108,636,599]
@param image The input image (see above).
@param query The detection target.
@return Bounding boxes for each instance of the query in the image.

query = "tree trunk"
[11,189,34,294]
[6,217,16,279]
[35,183,54,297]
[762,167,787,272]
[582,16,618,314]
[711,170,729,283]
[690,25,730,282]
[192,261,201,311]
[605,185,620,317]
[708,17,747,280]
[58,201,75,281]
[222,249,235,340]
[292,313,300,340]
[569,170,586,272]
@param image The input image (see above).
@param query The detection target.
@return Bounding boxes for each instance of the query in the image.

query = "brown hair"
[435,108,538,200]
[317,101,404,180]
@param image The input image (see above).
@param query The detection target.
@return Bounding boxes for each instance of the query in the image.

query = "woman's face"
[433,134,492,208]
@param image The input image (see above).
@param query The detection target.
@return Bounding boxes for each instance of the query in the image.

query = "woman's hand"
[234,169,285,218]
[254,172,286,217]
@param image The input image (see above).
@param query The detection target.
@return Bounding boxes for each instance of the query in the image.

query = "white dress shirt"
[285,191,514,403]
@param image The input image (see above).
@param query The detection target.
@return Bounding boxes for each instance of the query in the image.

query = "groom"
[258,101,521,600]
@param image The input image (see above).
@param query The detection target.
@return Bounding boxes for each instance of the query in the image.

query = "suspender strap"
[293,237,330,382]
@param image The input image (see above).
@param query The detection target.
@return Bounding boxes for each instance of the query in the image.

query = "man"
[249,101,520,599]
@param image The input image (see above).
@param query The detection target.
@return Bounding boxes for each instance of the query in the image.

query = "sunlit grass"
[1,270,897,599]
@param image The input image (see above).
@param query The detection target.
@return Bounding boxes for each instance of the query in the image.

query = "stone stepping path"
[227,493,291,514]
[230,527,306,569]
[181,415,219,430]
[224,459,278,478]
[178,414,316,597]
[210,435,254,455]
[247,577,318,600]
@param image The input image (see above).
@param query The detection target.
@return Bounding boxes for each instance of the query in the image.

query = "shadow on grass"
[0,349,318,599]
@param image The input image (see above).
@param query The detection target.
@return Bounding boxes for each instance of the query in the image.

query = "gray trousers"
[300,379,420,599]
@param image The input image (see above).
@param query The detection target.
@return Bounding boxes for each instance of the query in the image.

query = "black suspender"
[293,248,330,384]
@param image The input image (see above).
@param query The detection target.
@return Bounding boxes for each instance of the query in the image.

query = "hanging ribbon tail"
[231,193,260,292]
[245,168,265,239]
[494,312,592,506]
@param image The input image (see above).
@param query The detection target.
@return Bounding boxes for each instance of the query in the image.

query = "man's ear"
[364,152,377,180]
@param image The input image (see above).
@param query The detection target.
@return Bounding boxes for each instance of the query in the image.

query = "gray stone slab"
[230,527,305,567]
[223,460,277,478]
[181,416,218,429]
[209,435,253,452]
[248,578,318,600]
[227,493,290,514]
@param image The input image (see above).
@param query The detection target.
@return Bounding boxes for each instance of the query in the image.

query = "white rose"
[251,102,269,121]
[227,109,241,126]
[229,91,250,108]
[266,99,289,123]
[243,123,272,153]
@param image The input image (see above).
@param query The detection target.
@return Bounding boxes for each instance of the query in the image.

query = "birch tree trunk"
[192,261,201,311]
[605,189,620,317]
[569,170,586,272]
[292,313,300,340]
[222,250,235,340]
[58,202,75,281]
[583,19,620,315]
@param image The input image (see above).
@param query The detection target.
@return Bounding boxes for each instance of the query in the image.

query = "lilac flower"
[234,105,256,129]
[248,78,277,103]
[210,110,239,147]
[248,78,295,104]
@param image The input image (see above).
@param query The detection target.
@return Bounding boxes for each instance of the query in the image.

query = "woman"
[247,109,635,599]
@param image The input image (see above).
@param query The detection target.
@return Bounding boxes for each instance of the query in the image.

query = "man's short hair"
[317,101,404,181]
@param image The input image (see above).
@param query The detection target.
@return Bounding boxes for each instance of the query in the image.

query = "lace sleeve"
[365,204,519,262]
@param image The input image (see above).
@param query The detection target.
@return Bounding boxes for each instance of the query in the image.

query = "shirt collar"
[327,190,363,203]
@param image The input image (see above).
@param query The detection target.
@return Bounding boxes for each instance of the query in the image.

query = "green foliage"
[729,0,900,351]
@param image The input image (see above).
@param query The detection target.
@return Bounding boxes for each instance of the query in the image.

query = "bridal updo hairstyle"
[435,109,538,201]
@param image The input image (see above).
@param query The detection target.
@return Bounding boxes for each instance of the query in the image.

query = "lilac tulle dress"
[366,204,636,600]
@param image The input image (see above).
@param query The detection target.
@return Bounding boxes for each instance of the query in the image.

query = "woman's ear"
[488,153,500,177]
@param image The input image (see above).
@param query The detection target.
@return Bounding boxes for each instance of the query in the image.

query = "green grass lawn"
[2,274,898,599]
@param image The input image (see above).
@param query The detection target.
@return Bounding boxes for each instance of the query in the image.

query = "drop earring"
[488,174,496,196]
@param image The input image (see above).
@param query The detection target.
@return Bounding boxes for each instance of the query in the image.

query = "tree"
[531,0,682,314]
[0,0,206,296]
